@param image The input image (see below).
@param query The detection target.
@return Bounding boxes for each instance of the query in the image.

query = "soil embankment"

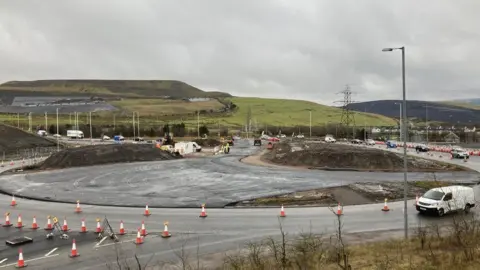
[262,142,468,172]
[35,143,182,170]
[0,124,59,156]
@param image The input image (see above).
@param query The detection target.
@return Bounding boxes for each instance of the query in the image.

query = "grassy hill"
[347,100,480,125]
[206,97,396,127]
[0,80,398,128]
[0,80,231,99]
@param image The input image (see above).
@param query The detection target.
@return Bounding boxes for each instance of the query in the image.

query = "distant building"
[188,97,211,102]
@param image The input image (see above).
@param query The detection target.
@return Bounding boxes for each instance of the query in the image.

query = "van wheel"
[438,209,445,217]
[464,204,471,213]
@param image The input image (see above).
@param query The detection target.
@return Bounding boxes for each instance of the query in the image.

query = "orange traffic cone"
[9,160,14,166]
[95,218,102,233]
[135,229,143,245]
[118,220,125,235]
[381,198,390,212]
[3,212,12,227]
[80,218,87,233]
[336,203,343,215]
[10,195,17,206]
[62,217,69,231]
[16,248,27,268]
[75,200,82,213]
[44,216,53,230]
[199,204,207,218]
[279,205,286,217]
[69,239,80,258]
[143,204,151,216]
[31,216,38,229]
[15,214,24,228]
[140,221,147,236]
[161,221,171,238]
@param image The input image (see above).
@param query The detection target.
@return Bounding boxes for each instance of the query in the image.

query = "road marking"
[45,247,58,257]
[95,238,135,248]
[94,236,108,247]
[0,259,7,264]
[0,254,59,268]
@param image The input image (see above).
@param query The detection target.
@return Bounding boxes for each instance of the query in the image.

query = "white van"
[416,185,475,216]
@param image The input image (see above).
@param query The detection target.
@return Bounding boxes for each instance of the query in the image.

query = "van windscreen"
[423,190,445,200]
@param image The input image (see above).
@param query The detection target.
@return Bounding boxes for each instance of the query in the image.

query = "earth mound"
[0,124,57,154]
[38,143,182,170]
[263,142,468,172]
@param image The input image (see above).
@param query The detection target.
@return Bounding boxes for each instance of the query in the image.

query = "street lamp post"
[309,110,312,138]
[383,46,408,239]
[56,108,59,152]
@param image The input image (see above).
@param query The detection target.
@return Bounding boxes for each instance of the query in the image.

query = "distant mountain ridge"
[346,100,480,125]
[0,80,232,99]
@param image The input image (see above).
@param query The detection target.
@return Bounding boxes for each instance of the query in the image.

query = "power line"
[334,84,357,138]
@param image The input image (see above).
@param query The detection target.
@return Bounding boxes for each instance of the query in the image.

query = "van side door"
[443,192,453,212]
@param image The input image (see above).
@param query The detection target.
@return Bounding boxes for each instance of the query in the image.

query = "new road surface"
[0,140,478,208]
[0,140,479,269]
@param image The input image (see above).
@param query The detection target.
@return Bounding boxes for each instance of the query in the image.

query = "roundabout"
[0,140,478,208]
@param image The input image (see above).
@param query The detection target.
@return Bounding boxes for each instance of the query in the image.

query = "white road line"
[0,259,7,264]
[0,254,59,268]
[45,247,58,257]
[94,236,108,247]
[95,238,135,248]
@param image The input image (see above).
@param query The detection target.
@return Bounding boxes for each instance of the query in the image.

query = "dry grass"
[220,210,480,270]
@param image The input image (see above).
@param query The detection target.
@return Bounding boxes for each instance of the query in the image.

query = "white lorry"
[67,130,84,139]
[174,142,202,155]
[416,185,475,216]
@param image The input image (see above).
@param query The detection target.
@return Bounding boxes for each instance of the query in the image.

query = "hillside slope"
[0,80,231,100]
[217,97,397,127]
[347,100,480,125]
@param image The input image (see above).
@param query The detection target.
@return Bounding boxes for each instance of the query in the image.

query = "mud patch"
[231,180,471,207]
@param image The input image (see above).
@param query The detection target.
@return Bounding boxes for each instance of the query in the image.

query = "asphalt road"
[0,144,479,269]
[0,140,478,208]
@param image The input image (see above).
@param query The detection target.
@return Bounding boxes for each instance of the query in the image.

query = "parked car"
[253,139,262,146]
[325,136,336,143]
[364,139,376,145]
[415,143,429,152]
[386,140,397,148]
[451,148,469,159]
[416,185,475,216]
[351,139,362,144]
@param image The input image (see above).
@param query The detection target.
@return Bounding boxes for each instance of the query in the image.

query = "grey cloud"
[1,0,479,104]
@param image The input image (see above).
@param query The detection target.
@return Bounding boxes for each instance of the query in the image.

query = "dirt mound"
[39,143,182,170]
[263,142,467,172]
[193,138,222,147]
[0,124,57,154]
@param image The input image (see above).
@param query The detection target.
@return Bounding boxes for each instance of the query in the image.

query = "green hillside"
[209,97,396,127]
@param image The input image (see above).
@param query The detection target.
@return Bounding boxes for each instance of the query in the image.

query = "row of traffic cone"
[135,221,171,245]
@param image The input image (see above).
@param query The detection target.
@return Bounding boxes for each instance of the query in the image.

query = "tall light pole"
[308,109,312,138]
[56,108,59,152]
[383,46,408,239]
[425,103,428,144]
[89,111,93,143]
[132,111,136,139]
[394,102,402,140]
[197,110,200,138]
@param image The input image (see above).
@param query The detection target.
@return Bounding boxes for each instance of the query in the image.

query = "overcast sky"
[1,1,479,104]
